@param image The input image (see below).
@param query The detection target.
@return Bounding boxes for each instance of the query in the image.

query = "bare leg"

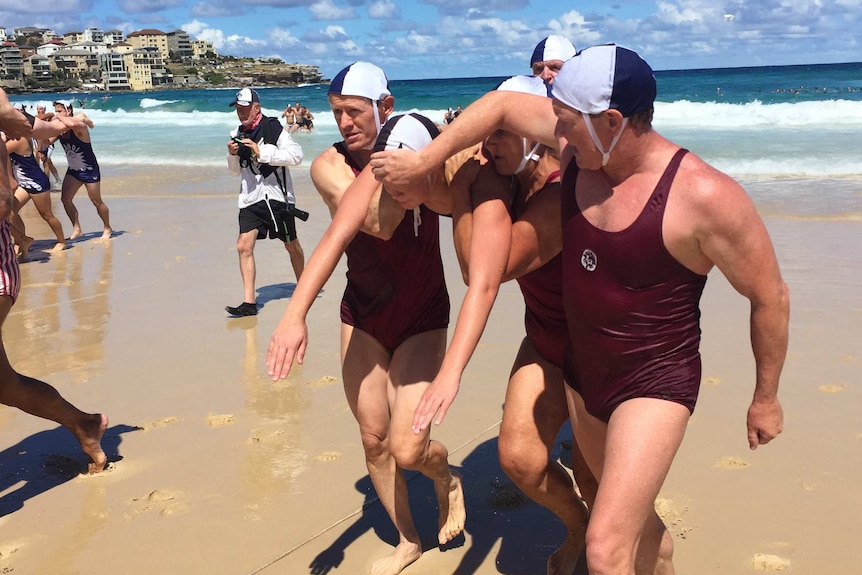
[82,181,111,239]
[284,238,305,281]
[341,325,422,575]
[30,191,66,249]
[0,297,107,473]
[566,389,685,575]
[237,229,257,304]
[499,340,591,575]
[387,329,465,546]
[60,175,83,239]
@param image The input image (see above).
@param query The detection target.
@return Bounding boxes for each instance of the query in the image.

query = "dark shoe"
[225,302,258,316]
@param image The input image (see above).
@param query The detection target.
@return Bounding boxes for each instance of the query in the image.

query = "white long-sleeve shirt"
[227,120,303,209]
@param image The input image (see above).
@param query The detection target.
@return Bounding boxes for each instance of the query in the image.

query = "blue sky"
[2,0,860,79]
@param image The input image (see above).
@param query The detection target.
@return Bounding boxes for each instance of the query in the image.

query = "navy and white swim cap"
[495,74,552,97]
[374,113,439,152]
[329,61,391,101]
[530,35,577,66]
[552,44,656,118]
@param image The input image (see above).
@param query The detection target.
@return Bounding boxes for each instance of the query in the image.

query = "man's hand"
[746,396,783,450]
[266,316,309,381]
[411,372,461,434]
[370,148,427,190]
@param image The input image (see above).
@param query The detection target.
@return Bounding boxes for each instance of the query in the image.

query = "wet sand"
[0,166,860,574]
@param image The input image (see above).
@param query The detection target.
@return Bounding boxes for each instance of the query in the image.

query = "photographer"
[226,88,306,317]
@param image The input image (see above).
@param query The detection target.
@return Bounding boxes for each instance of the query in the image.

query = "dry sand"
[0,166,859,574]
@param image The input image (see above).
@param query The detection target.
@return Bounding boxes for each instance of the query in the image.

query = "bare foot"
[16,235,34,259]
[547,531,585,575]
[101,228,113,240]
[75,413,108,474]
[435,469,466,545]
[370,541,422,575]
[50,241,67,252]
[68,228,82,240]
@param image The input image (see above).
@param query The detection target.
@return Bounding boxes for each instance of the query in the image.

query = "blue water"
[11,61,862,218]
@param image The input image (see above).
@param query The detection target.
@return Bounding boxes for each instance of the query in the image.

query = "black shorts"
[238,199,298,243]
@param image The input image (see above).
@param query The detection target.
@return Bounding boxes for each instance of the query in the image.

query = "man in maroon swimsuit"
[370,44,789,574]
[267,63,464,575]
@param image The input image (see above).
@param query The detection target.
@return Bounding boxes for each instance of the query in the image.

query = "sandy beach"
[0,165,860,575]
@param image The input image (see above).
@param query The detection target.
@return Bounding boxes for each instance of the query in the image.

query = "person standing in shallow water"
[52,100,112,240]
[0,90,108,474]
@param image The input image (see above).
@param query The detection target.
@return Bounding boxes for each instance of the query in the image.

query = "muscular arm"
[311,147,404,239]
[411,182,513,432]
[31,113,94,141]
[370,91,557,191]
[266,165,388,379]
[684,163,789,450]
[0,88,31,140]
[503,183,563,281]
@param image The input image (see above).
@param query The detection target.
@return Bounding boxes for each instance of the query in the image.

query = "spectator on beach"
[52,100,112,240]
[266,62,464,575]
[0,88,108,474]
[370,44,789,574]
[281,103,297,132]
[443,108,455,124]
[225,88,306,317]
[530,35,577,85]
[4,130,66,254]
[416,73,596,575]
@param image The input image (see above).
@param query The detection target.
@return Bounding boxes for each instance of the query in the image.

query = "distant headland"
[0,25,327,94]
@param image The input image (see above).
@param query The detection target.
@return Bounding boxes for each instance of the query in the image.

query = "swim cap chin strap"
[364,100,383,150]
[515,140,542,174]
[582,113,627,167]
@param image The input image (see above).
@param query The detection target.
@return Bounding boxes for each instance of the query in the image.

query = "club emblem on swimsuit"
[581,249,597,271]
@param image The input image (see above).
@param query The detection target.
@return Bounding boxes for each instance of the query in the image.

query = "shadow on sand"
[305,435,588,575]
[0,423,140,517]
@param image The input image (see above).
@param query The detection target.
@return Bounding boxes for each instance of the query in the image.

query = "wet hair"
[629,105,654,130]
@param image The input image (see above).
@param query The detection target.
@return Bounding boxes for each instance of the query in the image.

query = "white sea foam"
[654,99,862,128]
[139,98,180,108]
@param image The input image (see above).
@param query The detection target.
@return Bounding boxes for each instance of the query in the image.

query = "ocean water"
[11,61,862,219]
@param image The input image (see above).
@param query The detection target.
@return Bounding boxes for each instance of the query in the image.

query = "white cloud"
[392,30,437,54]
[309,0,357,20]
[368,0,399,19]
[180,20,241,51]
[269,27,299,47]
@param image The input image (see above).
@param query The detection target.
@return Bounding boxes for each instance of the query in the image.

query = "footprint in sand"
[314,451,342,462]
[128,489,185,517]
[0,542,20,559]
[207,413,236,427]
[751,553,791,571]
[702,376,721,386]
[818,383,846,393]
[655,497,693,539]
[714,456,750,469]
[307,375,339,388]
[248,429,284,445]
[141,416,177,431]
